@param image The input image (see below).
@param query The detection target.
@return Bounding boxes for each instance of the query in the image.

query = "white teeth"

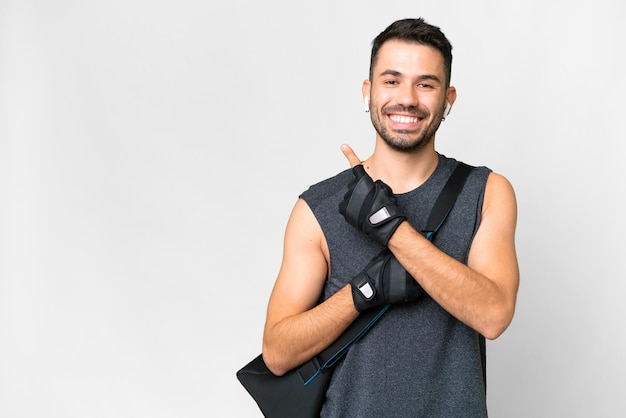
[389,115,418,123]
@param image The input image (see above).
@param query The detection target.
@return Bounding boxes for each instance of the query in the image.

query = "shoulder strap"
[297,162,475,385]
[422,162,474,240]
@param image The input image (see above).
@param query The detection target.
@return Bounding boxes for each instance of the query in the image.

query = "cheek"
[371,91,394,106]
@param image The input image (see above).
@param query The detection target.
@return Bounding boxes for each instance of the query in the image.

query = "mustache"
[381,105,428,118]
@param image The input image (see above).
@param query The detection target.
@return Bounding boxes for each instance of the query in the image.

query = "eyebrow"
[378,70,442,83]
[379,70,403,77]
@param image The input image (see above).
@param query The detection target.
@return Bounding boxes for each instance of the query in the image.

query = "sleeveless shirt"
[299,154,491,417]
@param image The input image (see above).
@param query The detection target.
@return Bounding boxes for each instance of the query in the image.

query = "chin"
[383,135,432,153]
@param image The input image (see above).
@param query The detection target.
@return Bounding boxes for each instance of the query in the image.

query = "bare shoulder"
[285,198,327,244]
[483,171,517,221]
[486,171,515,190]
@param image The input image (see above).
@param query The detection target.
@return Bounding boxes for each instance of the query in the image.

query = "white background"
[1,1,625,417]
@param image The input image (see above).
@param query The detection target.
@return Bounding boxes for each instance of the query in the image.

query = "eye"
[384,79,399,85]
[417,83,434,89]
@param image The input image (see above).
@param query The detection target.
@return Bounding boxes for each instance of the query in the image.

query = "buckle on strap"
[297,356,322,386]
[369,207,391,225]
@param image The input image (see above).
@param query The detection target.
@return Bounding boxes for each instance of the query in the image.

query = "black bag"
[236,354,332,418]
[237,305,389,418]
[236,162,474,418]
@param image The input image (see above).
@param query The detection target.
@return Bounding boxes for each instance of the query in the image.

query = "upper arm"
[468,172,520,306]
[264,198,329,330]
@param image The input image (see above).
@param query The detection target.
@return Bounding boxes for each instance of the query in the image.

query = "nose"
[397,84,419,107]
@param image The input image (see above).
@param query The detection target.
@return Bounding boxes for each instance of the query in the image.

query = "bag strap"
[422,162,474,240]
[297,161,475,385]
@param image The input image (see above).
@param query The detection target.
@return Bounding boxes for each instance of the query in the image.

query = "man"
[262,18,519,417]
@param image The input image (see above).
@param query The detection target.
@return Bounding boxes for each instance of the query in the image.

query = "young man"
[262,18,519,416]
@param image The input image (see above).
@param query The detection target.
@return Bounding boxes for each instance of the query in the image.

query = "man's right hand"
[339,165,406,246]
[350,250,424,312]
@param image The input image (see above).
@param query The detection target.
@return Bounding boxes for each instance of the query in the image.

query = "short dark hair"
[369,18,453,87]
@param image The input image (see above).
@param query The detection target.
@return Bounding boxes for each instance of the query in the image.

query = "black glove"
[350,250,424,312]
[339,165,405,246]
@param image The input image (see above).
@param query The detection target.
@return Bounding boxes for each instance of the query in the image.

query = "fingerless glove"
[350,250,424,312]
[339,165,405,245]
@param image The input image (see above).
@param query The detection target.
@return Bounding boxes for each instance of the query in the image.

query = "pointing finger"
[340,144,362,168]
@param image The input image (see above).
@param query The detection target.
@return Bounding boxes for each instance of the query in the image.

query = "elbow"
[262,355,288,377]
[480,305,516,341]
[482,323,508,341]
[261,342,290,377]
[262,356,287,377]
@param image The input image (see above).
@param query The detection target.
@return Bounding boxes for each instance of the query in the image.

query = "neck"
[362,139,439,194]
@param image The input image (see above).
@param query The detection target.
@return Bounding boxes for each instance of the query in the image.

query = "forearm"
[262,285,358,376]
[388,222,515,339]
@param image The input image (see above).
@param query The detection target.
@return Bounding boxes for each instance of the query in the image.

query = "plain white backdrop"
[1,1,625,417]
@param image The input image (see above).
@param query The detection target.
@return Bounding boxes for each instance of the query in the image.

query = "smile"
[388,114,421,124]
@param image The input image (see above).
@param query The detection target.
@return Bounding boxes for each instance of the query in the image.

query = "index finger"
[340,144,362,168]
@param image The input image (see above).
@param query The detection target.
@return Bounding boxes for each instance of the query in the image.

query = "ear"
[361,79,371,102]
[446,86,457,107]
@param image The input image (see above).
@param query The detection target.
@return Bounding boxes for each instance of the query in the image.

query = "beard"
[370,103,444,153]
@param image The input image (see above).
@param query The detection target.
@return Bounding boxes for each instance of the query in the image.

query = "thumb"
[340,144,362,168]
